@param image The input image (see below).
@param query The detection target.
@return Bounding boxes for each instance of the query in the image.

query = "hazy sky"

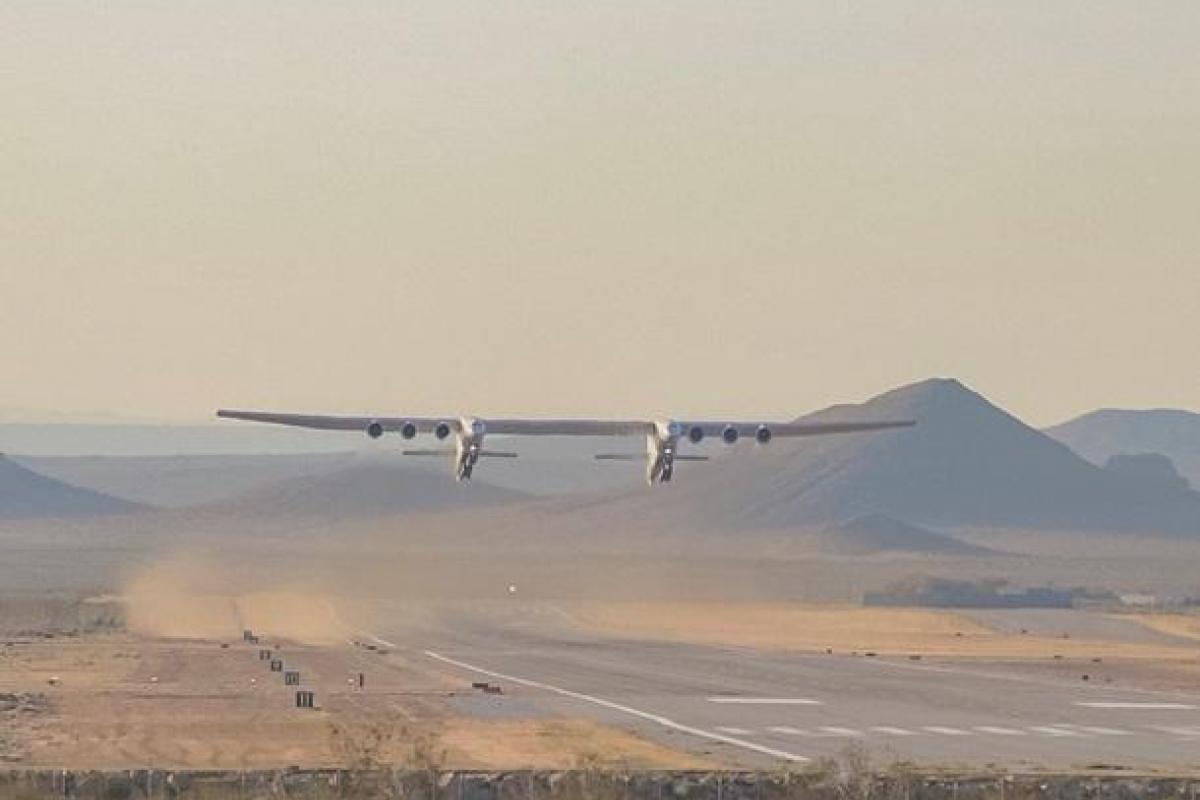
[3,2,1198,426]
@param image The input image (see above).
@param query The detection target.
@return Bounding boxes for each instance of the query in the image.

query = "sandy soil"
[572,602,1200,660]
[440,719,713,769]
[0,628,710,770]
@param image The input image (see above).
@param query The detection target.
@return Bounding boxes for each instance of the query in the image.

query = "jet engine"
[400,421,418,440]
[722,425,739,444]
[434,422,452,440]
[365,421,384,439]
[687,425,704,443]
[755,425,772,444]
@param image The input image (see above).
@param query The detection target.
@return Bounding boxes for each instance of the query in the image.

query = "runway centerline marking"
[871,727,915,736]
[707,697,823,705]
[819,727,862,737]
[1070,726,1131,736]
[768,726,808,736]
[923,726,970,736]
[423,650,808,763]
[974,726,1024,736]
[1029,726,1084,737]
[1076,702,1197,709]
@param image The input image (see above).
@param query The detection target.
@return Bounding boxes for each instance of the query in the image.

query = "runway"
[368,605,1200,770]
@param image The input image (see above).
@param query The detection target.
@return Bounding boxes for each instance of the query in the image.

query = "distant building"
[863,576,1080,609]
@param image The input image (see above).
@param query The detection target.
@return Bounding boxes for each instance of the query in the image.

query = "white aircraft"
[215,410,914,485]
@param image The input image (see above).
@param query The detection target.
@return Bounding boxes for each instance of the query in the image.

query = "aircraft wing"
[215,410,447,433]
[682,420,916,438]
[216,411,913,438]
[481,419,651,436]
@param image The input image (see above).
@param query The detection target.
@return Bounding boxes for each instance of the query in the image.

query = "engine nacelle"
[400,421,417,440]
[722,425,739,444]
[755,425,772,444]
[687,425,704,444]
[365,421,384,439]
[434,422,452,440]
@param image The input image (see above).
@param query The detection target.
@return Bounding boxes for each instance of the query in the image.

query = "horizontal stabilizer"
[595,453,708,462]
[480,450,519,458]
[402,449,454,457]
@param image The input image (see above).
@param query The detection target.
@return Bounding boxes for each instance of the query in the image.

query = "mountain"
[206,456,528,519]
[1,425,640,497]
[586,379,1200,536]
[1045,409,1200,489]
[0,422,353,456]
[0,454,143,519]
[12,453,360,508]
[1102,453,1191,493]
[810,514,999,556]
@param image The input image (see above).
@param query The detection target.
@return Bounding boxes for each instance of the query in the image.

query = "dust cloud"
[121,554,358,644]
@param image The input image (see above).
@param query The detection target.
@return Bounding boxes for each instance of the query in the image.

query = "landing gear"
[645,433,678,485]
[456,442,481,481]
[661,445,675,483]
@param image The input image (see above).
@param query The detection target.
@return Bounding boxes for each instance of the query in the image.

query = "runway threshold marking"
[423,650,808,763]
[1076,702,1197,709]
[707,697,823,705]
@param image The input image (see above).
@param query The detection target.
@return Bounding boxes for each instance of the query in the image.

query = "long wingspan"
[215,408,915,485]
[215,411,913,438]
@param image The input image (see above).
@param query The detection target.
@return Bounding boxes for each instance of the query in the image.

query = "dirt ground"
[572,601,1200,661]
[5,592,1199,770]
[0,627,711,770]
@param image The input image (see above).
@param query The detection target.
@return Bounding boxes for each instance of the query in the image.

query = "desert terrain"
[4,379,1200,773]
[4,535,1200,773]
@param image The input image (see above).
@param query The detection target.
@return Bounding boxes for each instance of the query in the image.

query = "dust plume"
[121,553,358,644]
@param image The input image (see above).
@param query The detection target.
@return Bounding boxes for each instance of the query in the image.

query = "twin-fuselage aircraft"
[216,410,914,485]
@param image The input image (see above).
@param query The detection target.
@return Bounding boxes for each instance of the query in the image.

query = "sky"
[2,2,1198,426]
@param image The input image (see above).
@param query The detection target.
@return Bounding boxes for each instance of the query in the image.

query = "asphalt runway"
[364,606,1200,770]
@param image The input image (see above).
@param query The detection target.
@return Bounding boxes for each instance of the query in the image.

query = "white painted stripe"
[1076,702,1197,710]
[707,697,823,705]
[715,726,753,736]
[974,726,1025,736]
[768,726,808,736]
[871,726,915,736]
[1071,726,1131,736]
[1029,726,1083,737]
[819,726,863,737]
[424,650,808,763]
[923,726,970,736]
